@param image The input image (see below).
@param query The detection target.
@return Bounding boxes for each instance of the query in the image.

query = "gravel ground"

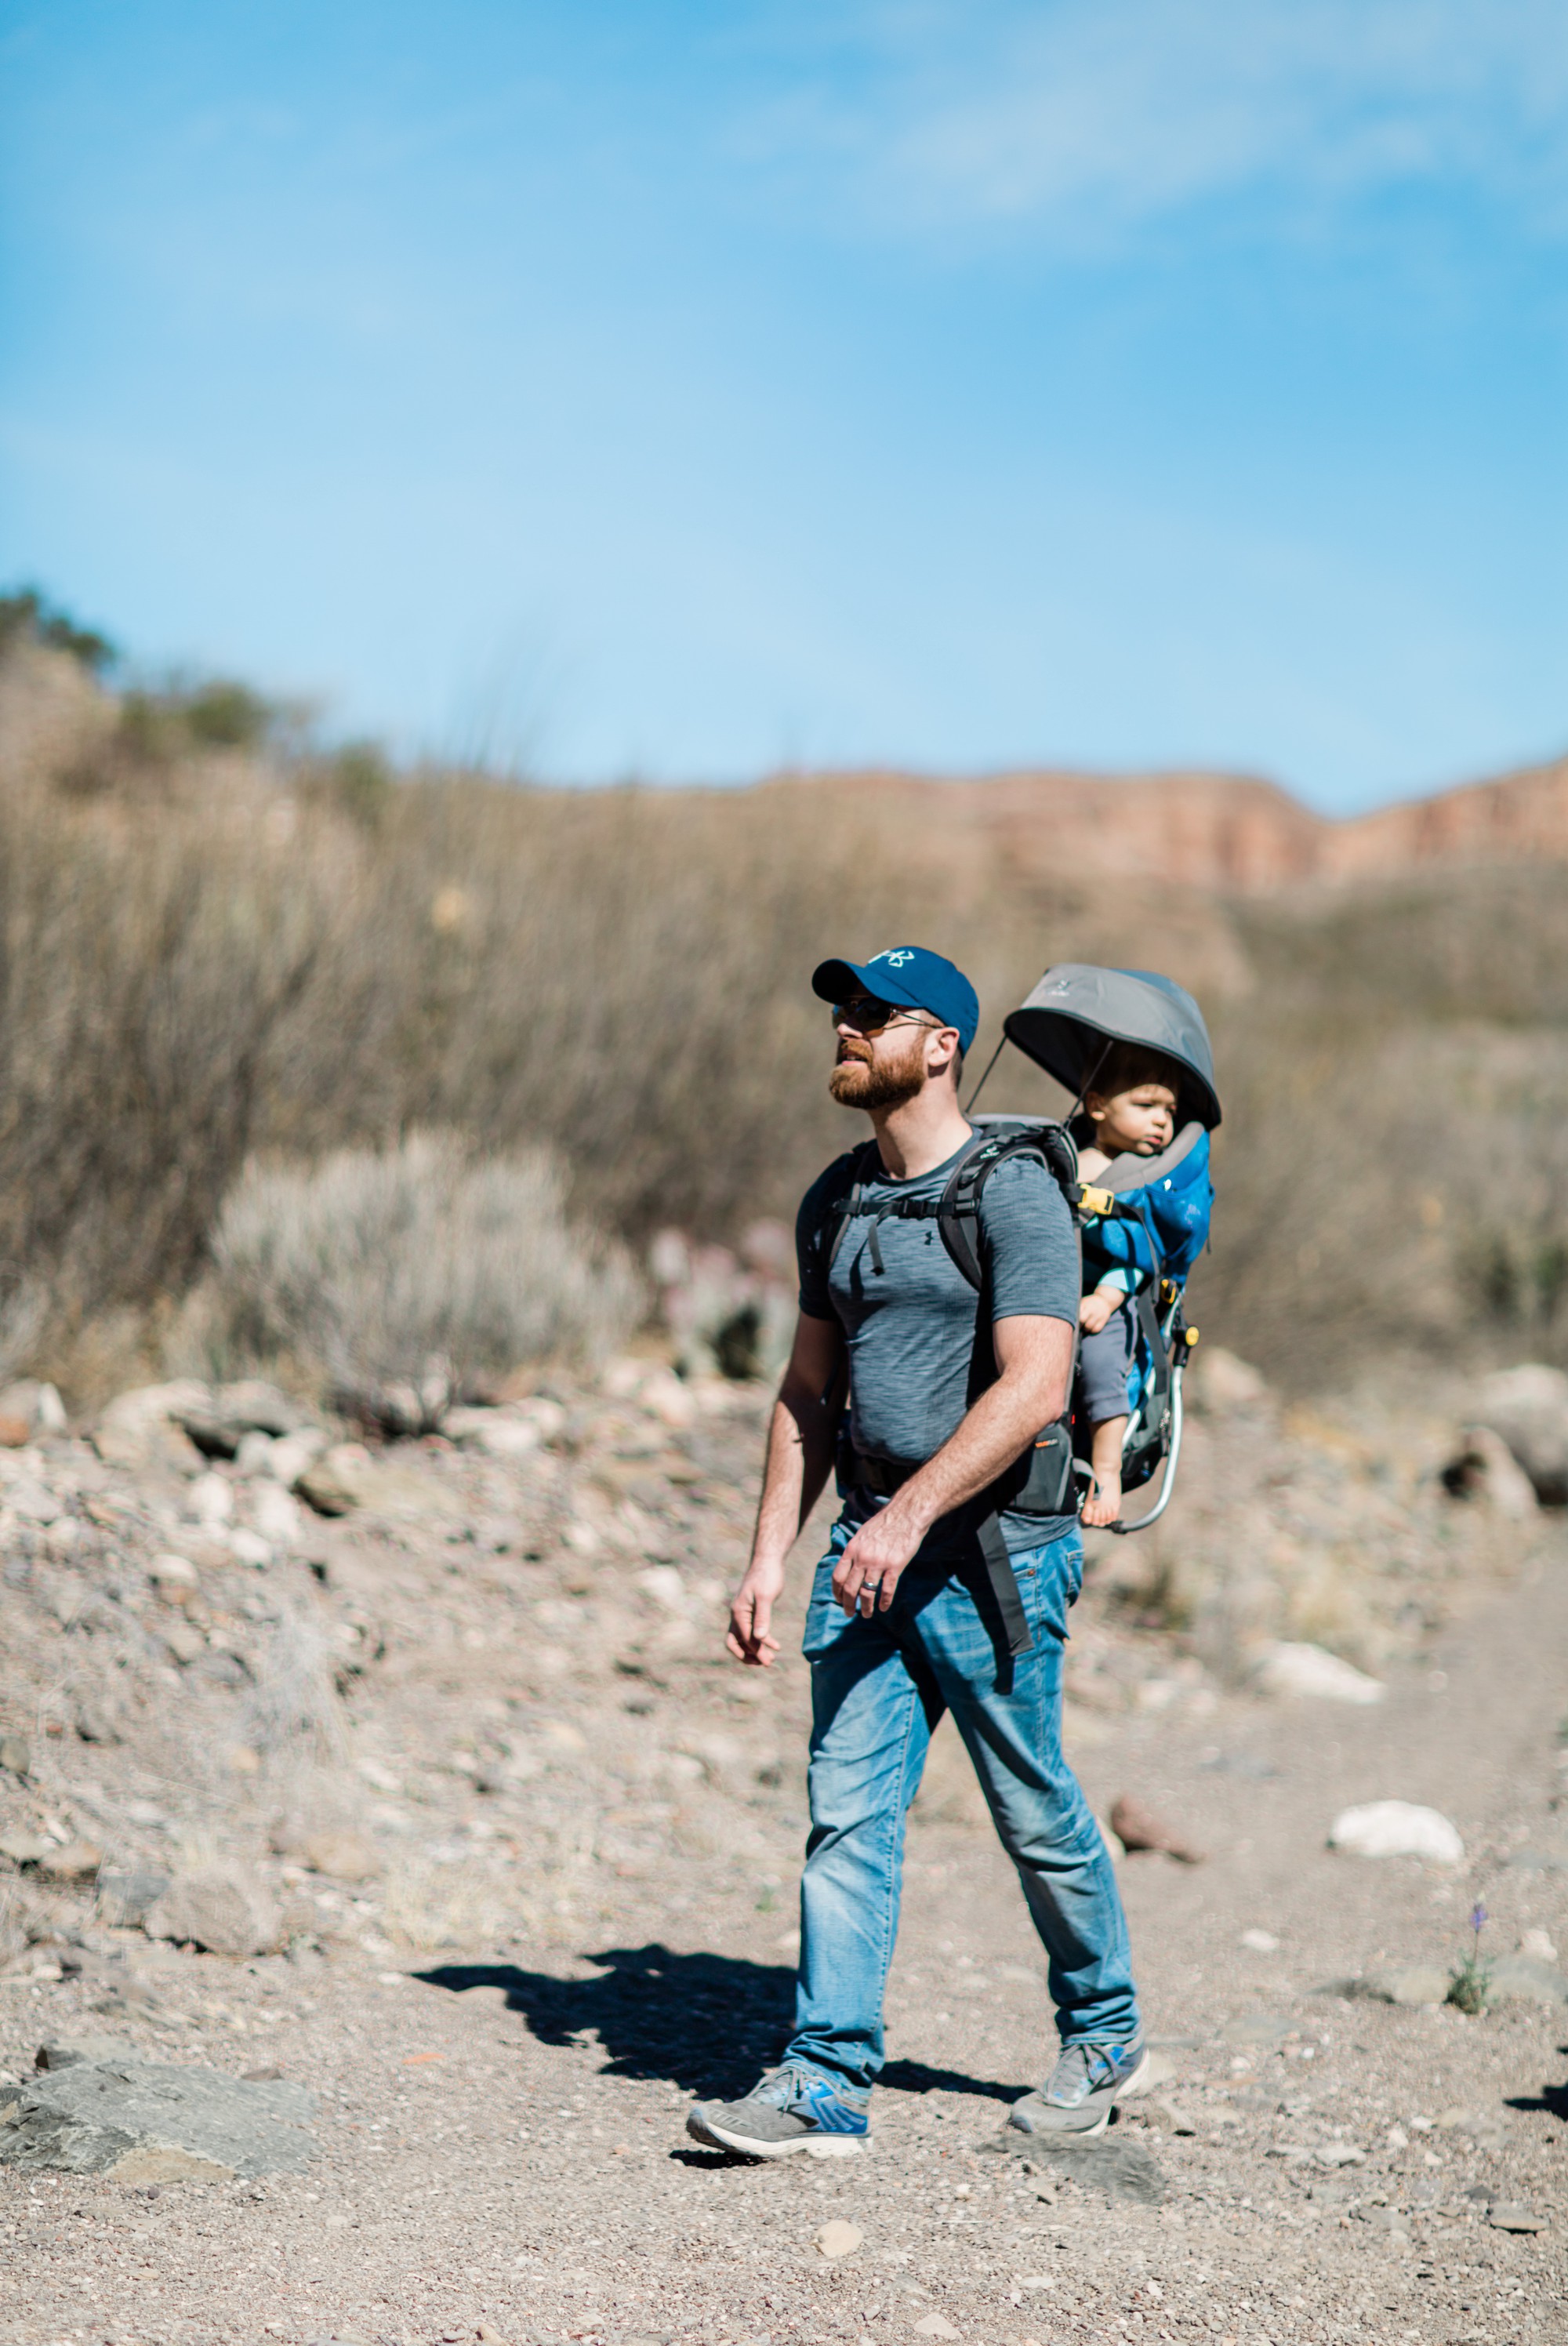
[2,1365,1566,2344]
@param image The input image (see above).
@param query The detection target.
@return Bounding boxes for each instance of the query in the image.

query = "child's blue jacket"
[1081,1128,1213,1287]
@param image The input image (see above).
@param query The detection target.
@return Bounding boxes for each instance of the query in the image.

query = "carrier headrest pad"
[1004,964,1221,1130]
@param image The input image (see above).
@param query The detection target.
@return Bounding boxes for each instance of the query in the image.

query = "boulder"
[143,1863,282,1958]
[1475,1364,1568,1504]
[91,1381,212,1473]
[1254,1642,1385,1705]
[1188,1346,1269,1412]
[0,2048,315,2178]
[0,1380,67,1438]
[176,1380,316,1459]
[1327,1801,1465,1866]
[1441,1425,1539,1520]
[296,1442,459,1522]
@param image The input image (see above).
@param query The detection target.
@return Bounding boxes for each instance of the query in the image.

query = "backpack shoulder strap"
[937,1124,1080,1291]
[825,1139,887,1276]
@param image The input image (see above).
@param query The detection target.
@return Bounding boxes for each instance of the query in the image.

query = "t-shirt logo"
[877,949,915,968]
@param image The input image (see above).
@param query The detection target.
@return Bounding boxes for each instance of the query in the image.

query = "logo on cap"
[876,949,915,968]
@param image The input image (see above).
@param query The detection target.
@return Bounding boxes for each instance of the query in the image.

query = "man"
[687,946,1145,2161]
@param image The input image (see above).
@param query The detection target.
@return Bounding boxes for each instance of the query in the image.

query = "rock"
[161,1621,207,1666]
[1483,1955,1568,2007]
[1240,1929,1280,1952]
[913,2318,960,2340]
[1189,1346,1269,1412]
[1327,1802,1465,1867]
[296,1443,459,1522]
[227,1528,274,1568]
[1221,2013,1293,2046]
[1254,1642,1385,1706]
[444,1406,544,1461]
[147,1552,199,1596]
[187,1470,234,1527]
[36,2039,138,2068]
[1152,2095,1200,2134]
[1025,2134,1163,2206]
[92,1381,212,1473]
[0,1733,31,1778]
[266,1428,328,1486]
[0,2048,315,2177]
[0,1379,67,1437]
[0,1830,49,1867]
[1488,2203,1545,2233]
[814,2218,863,2259]
[292,1832,379,1884]
[1519,1927,1559,1963]
[1441,1425,1539,1520]
[1350,1965,1452,2008]
[40,1840,100,1883]
[1109,1793,1204,1865]
[143,1864,283,1958]
[0,1413,31,1447]
[1475,1363,1568,1503]
[178,1382,314,1459]
[96,1869,171,1927]
[251,1482,303,1545]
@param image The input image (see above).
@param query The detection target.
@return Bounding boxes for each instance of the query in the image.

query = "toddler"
[1074,1043,1182,1527]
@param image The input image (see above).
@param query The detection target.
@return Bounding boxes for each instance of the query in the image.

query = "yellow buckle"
[1076,1183,1115,1217]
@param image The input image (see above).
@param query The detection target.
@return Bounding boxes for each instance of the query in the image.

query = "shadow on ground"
[415,1945,1025,2104]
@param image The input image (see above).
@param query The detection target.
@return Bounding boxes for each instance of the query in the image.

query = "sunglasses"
[831,995,938,1036]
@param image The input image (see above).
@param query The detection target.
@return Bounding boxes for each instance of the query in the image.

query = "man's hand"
[726,1310,843,1668]
[1078,1287,1118,1334]
[831,1501,925,1618]
[728,1556,787,1667]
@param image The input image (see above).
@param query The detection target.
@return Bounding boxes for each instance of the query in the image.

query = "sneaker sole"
[688,2113,866,2160]
[1007,2048,1152,2142]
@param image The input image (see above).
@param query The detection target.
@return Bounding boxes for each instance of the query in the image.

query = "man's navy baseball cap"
[811,947,980,1055]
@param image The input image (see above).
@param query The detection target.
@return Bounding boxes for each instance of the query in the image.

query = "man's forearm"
[750,1383,837,1566]
[885,1349,1069,1541]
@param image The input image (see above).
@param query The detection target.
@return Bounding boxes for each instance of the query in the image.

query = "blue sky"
[2,0,1564,808]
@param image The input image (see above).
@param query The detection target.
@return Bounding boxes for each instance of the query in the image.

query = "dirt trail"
[2,1377,1566,2346]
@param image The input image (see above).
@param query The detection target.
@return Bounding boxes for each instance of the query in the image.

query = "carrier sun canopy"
[1002,964,1222,1131]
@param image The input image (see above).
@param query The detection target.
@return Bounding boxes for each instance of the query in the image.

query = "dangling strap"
[975,1511,1034,1657]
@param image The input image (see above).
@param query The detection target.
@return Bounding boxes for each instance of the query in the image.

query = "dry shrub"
[3,635,1568,1399]
[193,1130,641,1425]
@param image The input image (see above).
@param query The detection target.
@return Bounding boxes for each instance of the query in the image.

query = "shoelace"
[1054,2043,1125,2097]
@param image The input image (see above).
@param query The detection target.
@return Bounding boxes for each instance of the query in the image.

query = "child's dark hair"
[1083,1040,1185,1103]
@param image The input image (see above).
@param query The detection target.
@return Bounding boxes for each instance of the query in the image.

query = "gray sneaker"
[687,2063,870,2159]
[1007,2039,1149,2140]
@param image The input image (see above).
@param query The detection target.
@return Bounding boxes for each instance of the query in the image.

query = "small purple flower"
[1470,1904,1489,1936]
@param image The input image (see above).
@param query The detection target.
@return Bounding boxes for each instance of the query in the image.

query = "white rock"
[1519,1927,1559,1964]
[1255,1642,1385,1705]
[147,1552,198,1592]
[814,2219,863,2259]
[914,2316,960,2339]
[1240,1929,1280,1952]
[1328,1801,1465,1867]
[233,1430,276,1477]
[1095,1815,1126,1862]
[227,1528,273,1569]
[188,1472,234,1527]
[637,1564,688,1611]
[251,1483,302,1545]
[267,1428,328,1486]
[1190,1346,1269,1411]
[1476,1363,1568,1502]
[444,1407,543,1461]
[1444,1425,1539,1520]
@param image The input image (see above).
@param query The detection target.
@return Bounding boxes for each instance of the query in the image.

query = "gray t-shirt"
[797,1134,1080,1560]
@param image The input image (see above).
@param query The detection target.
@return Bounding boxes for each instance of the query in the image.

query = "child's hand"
[1078,1289,1116,1335]
[1081,1469,1123,1527]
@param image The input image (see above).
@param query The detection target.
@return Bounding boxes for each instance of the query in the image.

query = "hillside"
[782,751,1568,895]
[0,626,1565,1397]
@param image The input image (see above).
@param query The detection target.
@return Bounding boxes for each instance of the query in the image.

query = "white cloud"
[740,0,1568,242]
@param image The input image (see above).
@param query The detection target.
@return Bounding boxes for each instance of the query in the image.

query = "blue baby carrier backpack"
[960,963,1220,1536]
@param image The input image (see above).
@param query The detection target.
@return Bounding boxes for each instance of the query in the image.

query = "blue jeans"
[784,1523,1138,2094]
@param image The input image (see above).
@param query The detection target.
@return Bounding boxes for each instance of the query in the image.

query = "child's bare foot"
[1081,1473,1123,1527]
